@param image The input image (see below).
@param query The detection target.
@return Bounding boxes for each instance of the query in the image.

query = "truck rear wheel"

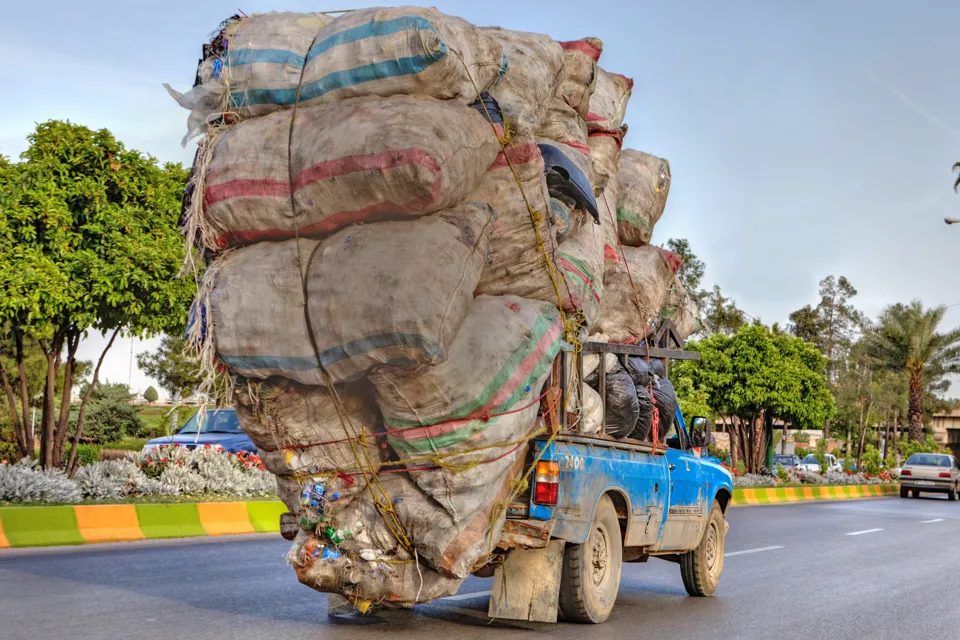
[558,494,622,624]
[680,501,725,597]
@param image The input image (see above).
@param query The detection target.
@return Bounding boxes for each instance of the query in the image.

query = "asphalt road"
[4,495,960,640]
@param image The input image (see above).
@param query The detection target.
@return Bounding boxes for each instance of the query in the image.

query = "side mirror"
[691,416,711,448]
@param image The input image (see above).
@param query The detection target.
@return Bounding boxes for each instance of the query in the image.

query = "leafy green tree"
[68,382,143,444]
[673,325,834,472]
[699,286,746,337]
[789,276,866,381]
[0,121,193,471]
[137,334,206,432]
[666,238,705,301]
[143,386,159,403]
[865,300,960,442]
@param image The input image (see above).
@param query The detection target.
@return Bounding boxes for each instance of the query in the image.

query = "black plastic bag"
[649,359,666,379]
[602,363,639,438]
[626,357,652,388]
[651,377,679,434]
[631,385,655,441]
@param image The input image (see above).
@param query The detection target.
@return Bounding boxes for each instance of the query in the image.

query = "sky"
[2,0,959,400]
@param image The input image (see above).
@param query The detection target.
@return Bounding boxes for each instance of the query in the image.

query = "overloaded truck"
[168,6,732,625]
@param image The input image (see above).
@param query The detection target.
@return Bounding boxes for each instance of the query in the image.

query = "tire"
[950,487,958,502]
[900,486,908,499]
[680,501,725,597]
[913,490,922,498]
[559,494,622,624]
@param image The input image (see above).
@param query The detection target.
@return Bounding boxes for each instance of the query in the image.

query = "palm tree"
[866,301,960,442]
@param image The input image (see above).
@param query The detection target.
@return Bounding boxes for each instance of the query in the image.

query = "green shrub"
[101,438,149,452]
[815,438,828,474]
[794,431,811,445]
[776,463,789,483]
[143,386,159,403]
[795,446,809,459]
[65,444,101,467]
[861,445,883,476]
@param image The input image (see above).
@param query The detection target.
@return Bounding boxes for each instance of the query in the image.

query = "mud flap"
[488,539,565,623]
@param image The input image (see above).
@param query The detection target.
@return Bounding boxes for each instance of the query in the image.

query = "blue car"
[142,408,256,454]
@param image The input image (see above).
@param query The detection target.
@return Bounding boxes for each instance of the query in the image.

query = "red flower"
[161,458,168,463]
[173,443,180,448]
[204,444,211,449]
[178,460,184,466]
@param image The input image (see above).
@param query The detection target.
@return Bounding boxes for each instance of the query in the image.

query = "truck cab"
[488,337,733,624]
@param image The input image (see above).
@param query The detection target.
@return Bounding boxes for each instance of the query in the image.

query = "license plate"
[915,481,934,486]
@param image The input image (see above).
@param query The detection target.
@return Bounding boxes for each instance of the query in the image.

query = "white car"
[796,453,842,474]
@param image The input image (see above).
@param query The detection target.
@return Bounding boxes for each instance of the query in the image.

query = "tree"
[666,238,705,301]
[0,121,194,471]
[789,276,866,381]
[865,301,960,442]
[137,334,204,432]
[699,286,746,336]
[143,386,159,404]
[673,325,834,473]
[68,382,143,444]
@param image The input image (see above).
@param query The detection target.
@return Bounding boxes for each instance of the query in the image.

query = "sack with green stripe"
[370,295,563,522]
[616,149,671,246]
[557,206,605,329]
[166,8,505,133]
[206,204,492,386]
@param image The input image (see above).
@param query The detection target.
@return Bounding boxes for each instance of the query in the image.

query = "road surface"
[3,496,958,640]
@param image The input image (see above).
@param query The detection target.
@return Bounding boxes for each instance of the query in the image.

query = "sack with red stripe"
[483,27,564,137]
[207,203,492,386]
[557,206,605,329]
[594,246,681,342]
[588,124,625,194]
[616,149,672,246]
[370,295,563,524]
[586,68,633,133]
[233,379,384,506]
[556,38,603,118]
[471,138,564,303]
[597,182,623,273]
[196,96,500,250]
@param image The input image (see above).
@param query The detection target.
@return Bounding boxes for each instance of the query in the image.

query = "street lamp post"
[946,218,960,225]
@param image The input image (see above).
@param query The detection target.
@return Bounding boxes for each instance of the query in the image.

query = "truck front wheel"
[559,494,623,623]
[680,501,725,597]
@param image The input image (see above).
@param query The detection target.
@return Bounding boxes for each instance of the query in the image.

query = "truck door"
[657,412,704,551]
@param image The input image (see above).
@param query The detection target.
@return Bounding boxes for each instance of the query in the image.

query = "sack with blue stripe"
[167,7,505,132]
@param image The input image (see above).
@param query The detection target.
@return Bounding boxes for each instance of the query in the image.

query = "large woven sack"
[587,68,633,133]
[556,39,602,118]
[661,280,702,339]
[233,379,384,498]
[199,96,500,249]
[557,209,604,329]
[472,138,564,304]
[594,246,680,342]
[371,296,562,522]
[170,8,505,126]
[617,149,671,246]
[483,28,564,136]
[588,126,625,194]
[209,204,492,385]
[597,182,622,273]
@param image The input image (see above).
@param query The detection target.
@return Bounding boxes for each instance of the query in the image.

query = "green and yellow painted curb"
[0,501,287,549]
[732,484,897,506]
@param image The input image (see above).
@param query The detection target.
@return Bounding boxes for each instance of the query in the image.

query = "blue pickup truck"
[484,338,733,624]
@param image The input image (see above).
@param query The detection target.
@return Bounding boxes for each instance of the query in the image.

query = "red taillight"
[901,469,911,476]
[940,472,952,478]
[533,461,560,505]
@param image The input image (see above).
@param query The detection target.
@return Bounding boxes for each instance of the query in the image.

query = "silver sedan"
[899,453,960,500]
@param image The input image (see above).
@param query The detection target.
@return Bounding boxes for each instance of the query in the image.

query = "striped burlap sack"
[206,203,492,386]
[197,96,500,250]
[370,295,563,524]
[169,7,505,126]
[586,68,633,133]
[616,149,672,246]
[594,246,681,342]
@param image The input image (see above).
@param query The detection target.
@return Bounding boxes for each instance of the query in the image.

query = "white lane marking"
[845,528,884,536]
[724,545,784,557]
[439,590,492,602]
[922,518,945,523]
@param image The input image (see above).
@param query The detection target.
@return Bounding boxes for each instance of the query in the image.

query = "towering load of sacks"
[171,6,700,610]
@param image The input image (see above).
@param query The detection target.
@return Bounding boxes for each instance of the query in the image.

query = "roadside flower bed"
[0,447,276,504]
[733,468,897,488]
